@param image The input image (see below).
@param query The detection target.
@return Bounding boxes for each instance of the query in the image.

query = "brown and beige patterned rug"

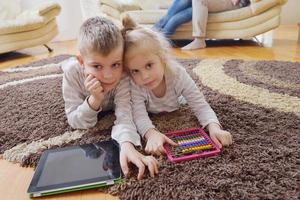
[0,55,299,200]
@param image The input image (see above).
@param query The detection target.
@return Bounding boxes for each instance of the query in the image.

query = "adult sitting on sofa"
[154,0,251,50]
[80,0,287,46]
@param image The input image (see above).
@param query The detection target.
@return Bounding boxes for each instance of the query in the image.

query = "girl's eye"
[146,63,152,69]
[131,69,139,75]
[112,63,121,68]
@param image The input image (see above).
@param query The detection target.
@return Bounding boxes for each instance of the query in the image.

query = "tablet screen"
[28,140,121,193]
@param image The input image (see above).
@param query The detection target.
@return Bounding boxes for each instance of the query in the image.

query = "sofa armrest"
[101,0,140,12]
[252,0,288,4]
[250,0,261,3]
[250,0,287,15]
[278,0,288,4]
[0,2,60,35]
[36,2,61,25]
[246,0,287,5]
[37,2,61,16]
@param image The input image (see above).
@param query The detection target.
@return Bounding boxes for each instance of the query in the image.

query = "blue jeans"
[154,0,192,36]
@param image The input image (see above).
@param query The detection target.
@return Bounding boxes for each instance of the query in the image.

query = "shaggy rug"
[0,55,299,200]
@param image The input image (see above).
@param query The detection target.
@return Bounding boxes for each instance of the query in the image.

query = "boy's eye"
[112,63,121,68]
[131,69,139,75]
[93,65,102,69]
[146,63,152,69]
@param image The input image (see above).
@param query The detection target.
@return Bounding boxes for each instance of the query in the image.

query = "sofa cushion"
[0,0,21,20]
[135,0,172,10]
[101,0,140,12]
[0,13,44,35]
[101,4,121,19]
[122,10,167,24]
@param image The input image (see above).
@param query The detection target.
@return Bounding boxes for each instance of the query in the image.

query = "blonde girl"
[122,15,233,155]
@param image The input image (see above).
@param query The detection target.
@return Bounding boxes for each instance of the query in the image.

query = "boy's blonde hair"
[78,17,123,56]
[122,15,173,69]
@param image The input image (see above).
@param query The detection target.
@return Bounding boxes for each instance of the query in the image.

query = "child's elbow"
[67,118,96,129]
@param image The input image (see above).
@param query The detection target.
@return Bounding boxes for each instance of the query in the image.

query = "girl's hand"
[144,129,177,156]
[84,74,105,110]
[119,142,159,180]
[231,0,240,5]
[208,123,233,148]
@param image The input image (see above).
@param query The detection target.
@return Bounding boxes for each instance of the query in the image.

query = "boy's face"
[126,50,165,91]
[78,46,124,92]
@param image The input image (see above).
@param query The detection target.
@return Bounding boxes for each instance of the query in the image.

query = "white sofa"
[80,0,287,40]
[0,2,61,54]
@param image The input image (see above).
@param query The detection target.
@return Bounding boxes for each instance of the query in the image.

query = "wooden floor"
[0,25,299,200]
[1,25,299,72]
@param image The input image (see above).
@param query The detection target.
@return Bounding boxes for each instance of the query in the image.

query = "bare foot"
[181,38,206,50]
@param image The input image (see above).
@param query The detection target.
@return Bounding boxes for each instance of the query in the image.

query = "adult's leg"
[154,0,192,30]
[182,0,240,50]
[161,7,192,36]
[182,0,208,50]
[208,0,240,12]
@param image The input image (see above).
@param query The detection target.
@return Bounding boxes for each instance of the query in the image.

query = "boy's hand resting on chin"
[84,74,105,111]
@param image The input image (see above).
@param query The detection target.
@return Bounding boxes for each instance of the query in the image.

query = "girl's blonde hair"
[78,17,123,57]
[121,15,176,73]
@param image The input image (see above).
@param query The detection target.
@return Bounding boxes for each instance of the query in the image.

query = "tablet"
[27,140,121,197]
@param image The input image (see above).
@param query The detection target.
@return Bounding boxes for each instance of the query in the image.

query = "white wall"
[280,0,300,25]
[21,0,83,41]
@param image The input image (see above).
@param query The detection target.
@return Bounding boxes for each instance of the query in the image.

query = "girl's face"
[79,46,123,92]
[126,51,165,90]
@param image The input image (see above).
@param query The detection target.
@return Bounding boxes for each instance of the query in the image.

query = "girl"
[122,15,233,155]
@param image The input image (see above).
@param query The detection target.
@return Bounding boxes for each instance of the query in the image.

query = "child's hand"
[84,74,105,100]
[208,123,233,148]
[119,142,159,180]
[144,128,177,156]
[84,74,105,110]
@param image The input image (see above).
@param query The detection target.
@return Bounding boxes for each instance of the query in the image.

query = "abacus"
[164,128,220,163]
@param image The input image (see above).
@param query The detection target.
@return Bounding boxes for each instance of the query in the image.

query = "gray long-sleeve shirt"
[62,58,141,146]
[131,60,220,137]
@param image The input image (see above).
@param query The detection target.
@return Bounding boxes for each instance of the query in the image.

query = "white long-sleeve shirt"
[131,60,220,137]
[62,57,141,146]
